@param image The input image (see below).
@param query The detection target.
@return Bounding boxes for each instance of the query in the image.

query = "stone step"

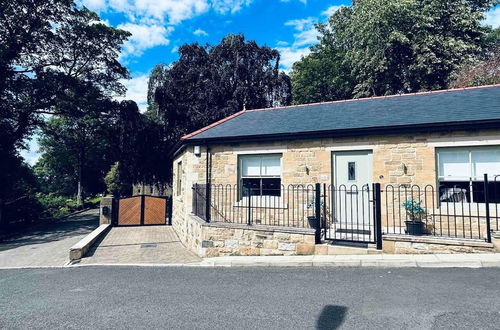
[315,243,382,255]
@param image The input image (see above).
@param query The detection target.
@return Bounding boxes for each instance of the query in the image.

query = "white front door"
[332,150,373,226]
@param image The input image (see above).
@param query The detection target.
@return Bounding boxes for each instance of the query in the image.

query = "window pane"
[261,155,281,176]
[241,156,261,176]
[242,178,260,196]
[438,150,470,181]
[471,181,500,203]
[348,162,356,181]
[471,148,500,180]
[438,181,470,202]
[491,182,500,203]
[262,178,281,197]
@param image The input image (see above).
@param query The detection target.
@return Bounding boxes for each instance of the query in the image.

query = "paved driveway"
[0,209,99,268]
[79,226,201,265]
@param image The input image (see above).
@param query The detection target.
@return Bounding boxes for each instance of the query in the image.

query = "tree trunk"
[76,167,83,207]
[76,148,85,207]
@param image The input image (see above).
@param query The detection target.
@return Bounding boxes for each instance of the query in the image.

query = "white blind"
[262,156,281,176]
[241,155,281,177]
[472,149,500,179]
[438,150,470,180]
[241,156,261,176]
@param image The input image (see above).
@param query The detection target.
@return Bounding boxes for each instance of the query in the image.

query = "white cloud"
[171,45,179,53]
[82,0,256,25]
[485,7,500,28]
[285,17,319,47]
[118,23,173,58]
[278,17,319,71]
[81,0,108,11]
[280,0,307,4]
[276,46,311,72]
[322,5,345,17]
[211,0,254,14]
[193,28,209,36]
[118,74,150,112]
[80,0,258,59]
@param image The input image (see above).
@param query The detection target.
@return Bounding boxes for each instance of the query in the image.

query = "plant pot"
[307,216,317,228]
[405,221,425,236]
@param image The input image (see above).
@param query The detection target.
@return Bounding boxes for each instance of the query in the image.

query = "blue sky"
[20,0,500,164]
[82,0,354,111]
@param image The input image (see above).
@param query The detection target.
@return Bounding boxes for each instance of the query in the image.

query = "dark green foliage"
[291,0,496,103]
[0,0,129,229]
[104,162,128,197]
[150,34,292,154]
[35,193,79,219]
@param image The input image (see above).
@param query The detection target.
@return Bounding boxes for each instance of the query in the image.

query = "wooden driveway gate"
[116,195,171,226]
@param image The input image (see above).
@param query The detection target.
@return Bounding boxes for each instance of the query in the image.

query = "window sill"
[437,202,496,213]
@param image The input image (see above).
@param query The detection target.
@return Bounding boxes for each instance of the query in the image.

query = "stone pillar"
[99,196,115,225]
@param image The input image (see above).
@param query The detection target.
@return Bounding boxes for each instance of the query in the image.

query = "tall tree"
[150,34,291,154]
[451,46,500,88]
[291,0,496,103]
[0,0,130,201]
[35,99,153,201]
[37,113,109,204]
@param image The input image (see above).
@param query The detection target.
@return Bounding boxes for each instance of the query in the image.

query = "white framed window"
[238,154,282,197]
[437,146,500,203]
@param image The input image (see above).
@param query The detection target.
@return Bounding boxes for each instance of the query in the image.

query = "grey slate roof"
[185,85,500,142]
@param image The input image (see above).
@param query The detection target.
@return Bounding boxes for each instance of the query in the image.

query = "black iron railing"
[382,175,498,241]
[193,183,317,228]
[192,176,498,243]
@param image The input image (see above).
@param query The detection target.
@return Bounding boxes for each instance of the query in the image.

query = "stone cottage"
[171,84,500,256]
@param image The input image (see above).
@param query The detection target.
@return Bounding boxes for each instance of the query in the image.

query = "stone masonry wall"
[180,129,500,189]
[383,235,494,254]
[200,223,316,257]
[172,129,500,256]
[175,214,316,257]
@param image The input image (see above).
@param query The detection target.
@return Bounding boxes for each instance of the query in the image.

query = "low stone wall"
[175,215,316,257]
[172,213,204,255]
[383,234,495,254]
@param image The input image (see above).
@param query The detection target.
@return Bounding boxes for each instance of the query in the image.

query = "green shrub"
[402,200,426,222]
[85,196,101,208]
[35,193,80,219]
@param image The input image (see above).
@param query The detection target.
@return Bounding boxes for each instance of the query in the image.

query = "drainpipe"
[205,145,211,222]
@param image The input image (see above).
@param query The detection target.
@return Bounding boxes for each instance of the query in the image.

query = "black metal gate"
[322,183,382,247]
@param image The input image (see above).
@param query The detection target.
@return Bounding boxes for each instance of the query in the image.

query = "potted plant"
[402,200,426,235]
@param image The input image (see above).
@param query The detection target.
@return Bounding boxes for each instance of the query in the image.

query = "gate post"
[140,195,145,225]
[167,197,172,225]
[99,196,115,225]
[205,184,211,223]
[315,183,321,244]
[247,187,252,226]
[373,183,383,250]
[484,174,492,243]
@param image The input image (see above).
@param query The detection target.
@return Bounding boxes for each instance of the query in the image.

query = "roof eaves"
[181,109,247,140]
[183,118,500,144]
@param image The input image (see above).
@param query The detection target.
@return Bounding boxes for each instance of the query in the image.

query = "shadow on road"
[0,210,99,252]
[316,305,348,330]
